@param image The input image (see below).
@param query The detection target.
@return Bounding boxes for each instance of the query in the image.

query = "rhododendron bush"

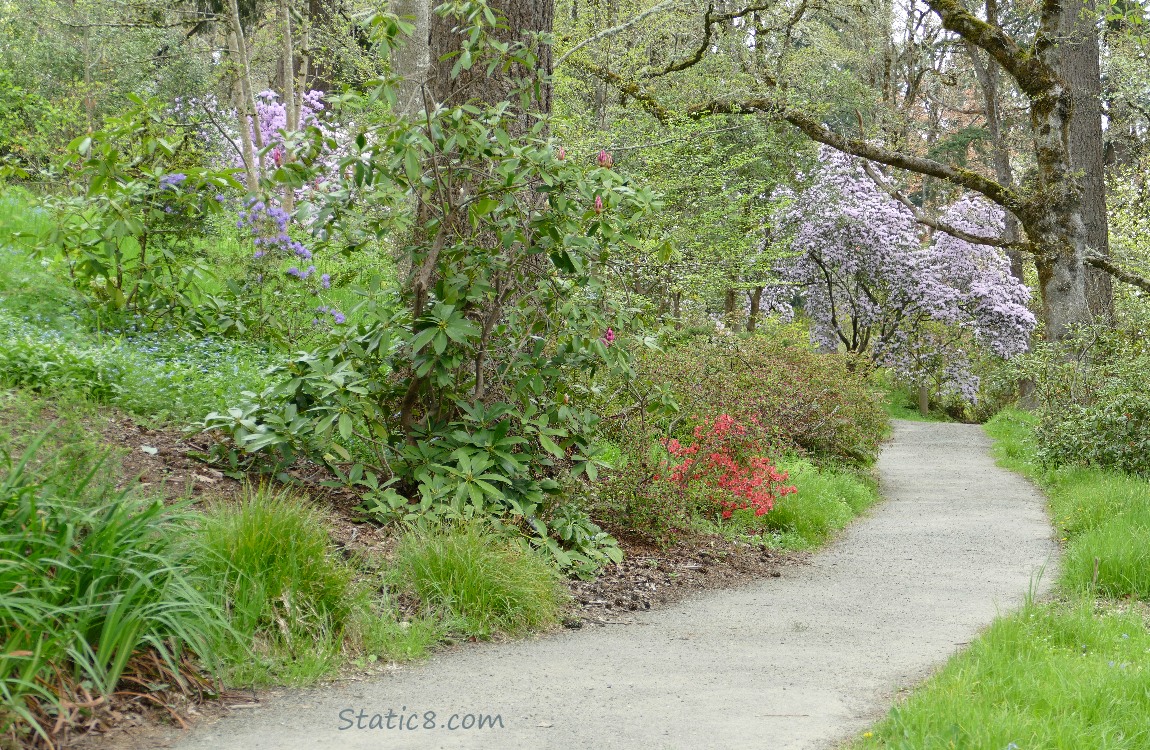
[777,147,1037,401]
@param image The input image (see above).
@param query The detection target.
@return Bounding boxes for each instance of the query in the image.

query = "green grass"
[851,409,1150,748]
[192,487,439,686]
[852,598,1150,750]
[0,433,228,747]
[705,458,880,550]
[986,408,1150,597]
[393,523,567,638]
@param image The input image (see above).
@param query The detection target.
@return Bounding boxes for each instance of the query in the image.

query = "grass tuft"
[393,524,566,638]
[0,433,227,746]
[192,486,439,685]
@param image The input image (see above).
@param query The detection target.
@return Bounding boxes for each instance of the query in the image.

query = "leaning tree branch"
[1086,252,1150,294]
[924,0,1060,100]
[860,161,1024,249]
[568,59,671,124]
[689,97,1025,212]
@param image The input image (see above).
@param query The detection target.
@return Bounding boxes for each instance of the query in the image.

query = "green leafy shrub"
[638,331,887,466]
[1007,329,1150,475]
[393,524,566,638]
[199,4,659,565]
[544,503,624,579]
[592,330,886,544]
[0,436,226,747]
[1037,392,1150,476]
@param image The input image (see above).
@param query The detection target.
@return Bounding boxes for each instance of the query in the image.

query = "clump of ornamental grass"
[392,523,566,639]
[0,434,226,749]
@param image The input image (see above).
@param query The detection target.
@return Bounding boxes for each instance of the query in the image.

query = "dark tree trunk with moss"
[746,286,763,332]
[428,0,554,124]
[1058,0,1113,321]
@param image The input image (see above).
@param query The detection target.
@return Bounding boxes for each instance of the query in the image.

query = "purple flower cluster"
[159,173,187,190]
[315,305,346,325]
[253,89,326,157]
[777,147,1036,400]
[287,265,317,279]
[238,200,311,260]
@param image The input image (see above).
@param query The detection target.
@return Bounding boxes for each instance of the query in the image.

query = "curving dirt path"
[169,421,1056,750]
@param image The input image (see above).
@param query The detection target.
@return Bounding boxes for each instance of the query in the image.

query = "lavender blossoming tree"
[780,147,1036,400]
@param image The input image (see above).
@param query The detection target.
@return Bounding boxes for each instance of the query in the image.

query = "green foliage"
[544,503,624,579]
[0,435,227,746]
[194,488,356,649]
[0,235,276,423]
[852,600,1150,750]
[392,523,566,638]
[1006,330,1150,475]
[986,409,1150,599]
[0,69,78,174]
[1063,515,1150,600]
[33,96,241,320]
[0,316,121,400]
[734,458,878,549]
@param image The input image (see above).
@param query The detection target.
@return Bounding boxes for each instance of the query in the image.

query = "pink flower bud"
[597,150,613,168]
[594,195,604,213]
[557,147,566,161]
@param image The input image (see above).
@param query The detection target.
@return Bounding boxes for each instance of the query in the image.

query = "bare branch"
[1086,252,1150,294]
[860,161,1021,249]
[647,1,784,79]
[555,0,680,68]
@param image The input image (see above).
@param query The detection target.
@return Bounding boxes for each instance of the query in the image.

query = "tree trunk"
[392,0,431,116]
[1058,0,1113,321]
[918,383,930,417]
[428,0,554,125]
[723,288,737,322]
[746,286,763,332]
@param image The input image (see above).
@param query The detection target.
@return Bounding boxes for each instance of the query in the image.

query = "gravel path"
[170,420,1056,750]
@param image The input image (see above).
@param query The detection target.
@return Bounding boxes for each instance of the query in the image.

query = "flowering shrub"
[201,3,658,571]
[636,328,888,466]
[776,147,1036,401]
[659,414,795,520]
